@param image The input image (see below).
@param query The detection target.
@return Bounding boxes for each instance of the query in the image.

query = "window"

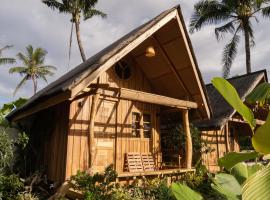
[143,114,151,138]
[115,61,131,80]
[132,112,140,137]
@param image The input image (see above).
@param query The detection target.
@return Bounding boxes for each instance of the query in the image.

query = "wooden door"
[92,99,117,172]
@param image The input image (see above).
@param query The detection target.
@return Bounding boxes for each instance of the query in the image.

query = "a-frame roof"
[8,5,211,121]
[195,70,268,129]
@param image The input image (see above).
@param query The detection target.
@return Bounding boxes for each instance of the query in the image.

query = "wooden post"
[182,109,192,169]
[88,93,100,171]
[225,124,230,153]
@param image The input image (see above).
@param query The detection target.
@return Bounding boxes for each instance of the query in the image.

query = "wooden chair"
[141,153,156,171]
[126,152,144,172]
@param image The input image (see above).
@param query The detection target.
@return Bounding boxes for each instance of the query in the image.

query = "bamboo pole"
[225,124,230,153]
[182,109,192,169]
[88,93,100,171]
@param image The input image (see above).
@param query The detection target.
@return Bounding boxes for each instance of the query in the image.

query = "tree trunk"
[183,109,192,169]
[244,28,251,74]
[32,76,37,94]
[75,15,86,62]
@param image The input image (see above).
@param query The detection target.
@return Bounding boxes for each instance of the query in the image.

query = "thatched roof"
[7,5,212,121]
[195,70,268,129]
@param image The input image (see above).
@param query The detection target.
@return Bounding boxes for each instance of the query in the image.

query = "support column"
[183,109,192,169]
[88,93,100,171]
[225,124,230,153]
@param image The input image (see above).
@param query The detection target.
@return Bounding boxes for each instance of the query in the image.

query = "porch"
[86,84,198,176]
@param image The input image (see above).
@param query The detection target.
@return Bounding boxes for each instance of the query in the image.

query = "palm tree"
[42,0,107,62]
[0,45,15,66]
[189,0,270,78]
[9,45,56,95]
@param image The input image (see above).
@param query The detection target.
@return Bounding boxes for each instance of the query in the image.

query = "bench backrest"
[141,153,156,171]
[126,152,144,172]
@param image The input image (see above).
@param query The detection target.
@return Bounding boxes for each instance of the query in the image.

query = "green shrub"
[0,130,14,173]
[179,164,222,199]
[0,174,24,200]
[70,165,117,200]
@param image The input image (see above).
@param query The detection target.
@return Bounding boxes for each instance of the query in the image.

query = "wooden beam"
[175,12,211,119]
[225,124,230,153]
[230,118,265,126]
[117,168,195,178]
[88,93,100,170]
[152,35,191,100]
[183,109,192,169]
[120,88,197,109]
[12,91,71,121]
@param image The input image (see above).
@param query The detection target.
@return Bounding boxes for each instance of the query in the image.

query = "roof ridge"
[205,69,267,86]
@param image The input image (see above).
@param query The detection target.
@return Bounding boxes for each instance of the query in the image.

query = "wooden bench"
[126,152,144,172]
[126,152,156,172]
[141,153,156,171]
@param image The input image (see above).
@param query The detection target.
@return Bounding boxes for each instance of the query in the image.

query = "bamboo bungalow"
[195,70,268,172]
[7,6,211,185]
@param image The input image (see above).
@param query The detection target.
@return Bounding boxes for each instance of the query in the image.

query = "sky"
[0,0,270,106]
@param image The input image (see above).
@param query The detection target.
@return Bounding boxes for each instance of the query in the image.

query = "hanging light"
[145,46,155,57]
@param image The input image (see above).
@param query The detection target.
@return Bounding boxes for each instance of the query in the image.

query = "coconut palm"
[189,0,270,78]
[0,45,15,65]
[42,0,107,62]
[9,45,56,95]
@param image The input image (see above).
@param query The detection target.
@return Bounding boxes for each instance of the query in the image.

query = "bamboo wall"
[65,60,161,178]
[29,102,69,184]
[201,123,240,172]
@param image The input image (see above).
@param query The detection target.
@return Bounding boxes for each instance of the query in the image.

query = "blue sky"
[0,0,270,106]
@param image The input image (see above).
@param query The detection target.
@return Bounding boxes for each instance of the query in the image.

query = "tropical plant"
[42,0,107,62]
[189,0,270,78]
[0,45,15,66]
[8,45,56,95]
[0,174,24,200]
[0,98,27,128]
[172,183,203,200]
[0,130,14,173]
[69,164,117,200]
[172,77,270,200]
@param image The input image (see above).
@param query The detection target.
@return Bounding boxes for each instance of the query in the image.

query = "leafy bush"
[0,174,24,200]
[123,178,175,200]
[0,98,27,128]
[70,165,117,200]
[70,165,175,200]
[0,130,14,173]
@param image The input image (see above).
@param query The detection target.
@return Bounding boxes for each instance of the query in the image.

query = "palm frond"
[9,66,28,75]
[16,52,29,66]
[0,45,13,55]
[42,0,68,13]
[83,9,107,20]
[215,20,236,40]
[0,58,16,65]
[80,0,98,8]
[261,6,270,17]
[26,45,34,61]
[33,47,47,65]
[39,74,48,83]
[37,65,56,77]
[189,0,232,33]
[13,75,28,96]
[222,30,240,78]
[40,65,57,71]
